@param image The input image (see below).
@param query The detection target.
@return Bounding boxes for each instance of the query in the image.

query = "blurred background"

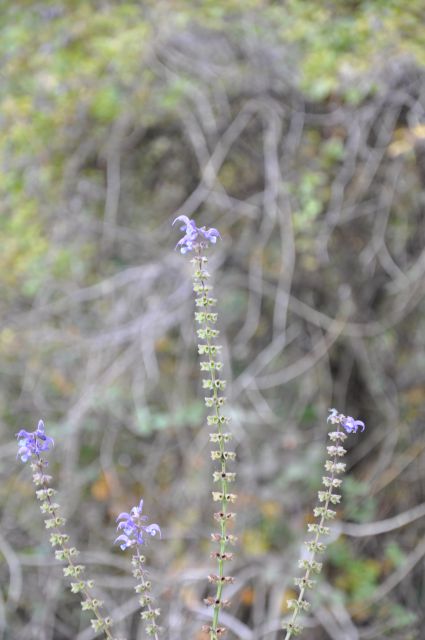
[1,1,425,639]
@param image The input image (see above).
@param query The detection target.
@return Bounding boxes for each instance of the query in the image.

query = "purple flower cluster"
[16,420,54,462]
[173,215,220,254]
[115,499,161,551]
[327,408,365,434]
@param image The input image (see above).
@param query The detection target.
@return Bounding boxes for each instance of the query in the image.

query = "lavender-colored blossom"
[341,416,365,434]
[16,420,54,462]
[172,215,220,254]
[327,408,365,434]
[115,499,161,551]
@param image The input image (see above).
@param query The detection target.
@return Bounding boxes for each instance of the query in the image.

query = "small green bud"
[49,533,69,546]
[294,576,315,589]
[63,564,85,577]
[282,622,303,636]
[326,445,346,457]
[209,432,232,442]
[328,430,347,442]
[324,460,346,473]
[307,523,330,535]
[313,506,336,519]
[322,476,342,488]
[304,540,327,553]
[287,598,310,612]
[90,619,103,632]
[298,559,322,573]
[213,471,236,482]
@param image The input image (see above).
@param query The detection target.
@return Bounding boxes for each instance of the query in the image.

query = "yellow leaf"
[281,588,297,613]
[240,586,254,606]
[260,500,281,519]
[387,139,413,158]
[242,529,268,557]
[91,472,112,501]
[412,124,425,139]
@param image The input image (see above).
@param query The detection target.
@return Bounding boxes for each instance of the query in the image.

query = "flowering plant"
[14,217,367,640]
[284,408,365,639]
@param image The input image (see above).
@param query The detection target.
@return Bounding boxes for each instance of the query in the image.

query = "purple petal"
[16,429,33,439]
[186,221,198,236]
[341,415,365,434]
[341,417,354,432]
[114,534,128,544]
[135,531,145,545]
[17,449,31,462]
[39,435,54,450]
[203,227,220,240]
[355,420,365,432]
[144,523,161,538]
[116,512,131,522]
[114,534,133,550]
[172,215,190,227]
[176,236,194,251]
[37,420,45,433]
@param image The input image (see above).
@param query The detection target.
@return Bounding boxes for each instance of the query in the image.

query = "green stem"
[134,548,160,640]
[284,423,344,640]
[193,252,235,640]
[34,456,115,640]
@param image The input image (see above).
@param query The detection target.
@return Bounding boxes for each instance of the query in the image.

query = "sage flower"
[115,499,161,551]
[16,419,54,462]
[115,499,162,638]
[172,215,220,254]
[328,408,365,433]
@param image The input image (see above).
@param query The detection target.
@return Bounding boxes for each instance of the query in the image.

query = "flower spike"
[16,421,116,639]
[115,499,161,638]
[283,409,365,640]
[173,216,235,640]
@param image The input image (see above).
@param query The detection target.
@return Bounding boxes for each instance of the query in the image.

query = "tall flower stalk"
[16,421,116,639]
[283,409,365,639]
[173,216,236,639]
[115,499,161,638]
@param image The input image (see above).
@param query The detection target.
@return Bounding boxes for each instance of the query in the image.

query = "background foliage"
[1,1,425,639]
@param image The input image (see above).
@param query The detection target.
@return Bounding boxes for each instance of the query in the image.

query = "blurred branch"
[339,501,425,537]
